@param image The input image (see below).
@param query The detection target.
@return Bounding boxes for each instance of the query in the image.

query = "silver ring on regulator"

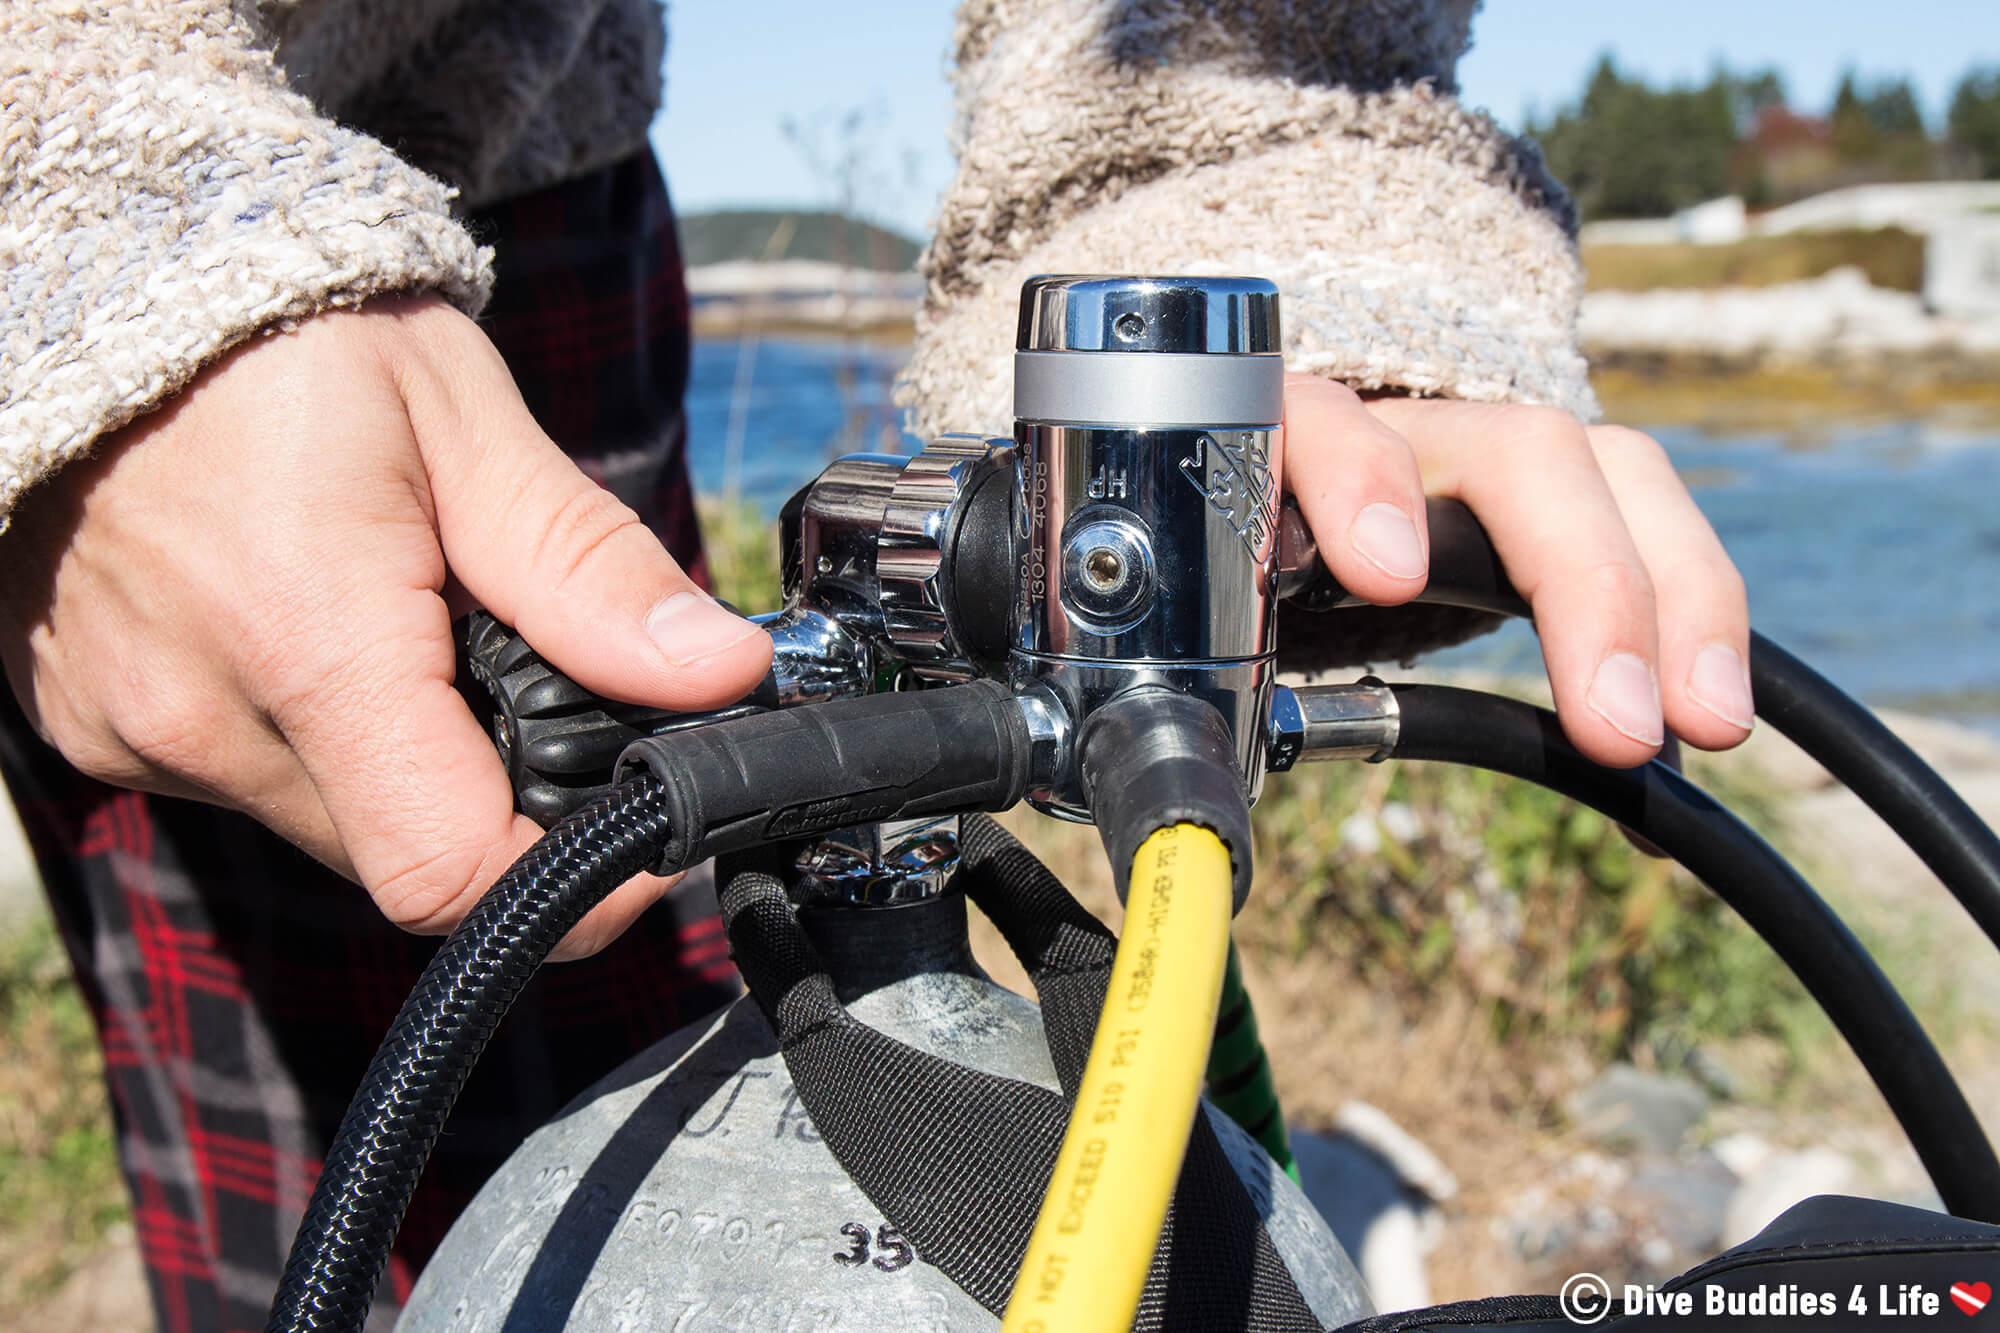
[878,434,1012,680]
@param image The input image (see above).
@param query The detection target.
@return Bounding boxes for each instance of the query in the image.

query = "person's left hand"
[1281,375,1754,768]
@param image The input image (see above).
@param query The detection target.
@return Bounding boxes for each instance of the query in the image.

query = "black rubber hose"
[267,777,676,1333]
[1749,635,2000,952]
[1292,497,2000,962]
[1389,683,2000,1223]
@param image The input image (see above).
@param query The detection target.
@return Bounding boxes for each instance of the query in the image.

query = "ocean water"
[685,337,2000,735]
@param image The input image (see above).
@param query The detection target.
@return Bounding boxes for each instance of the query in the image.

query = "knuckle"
[247,603,443,735]
[529,486,648,589]
[1495,403,1586,448]
[370,841,494,935]
[13,655,142,784]
[1662,550,1748,609]
[1589,424,1668,469]
[1284,374,1363,410]
[251,642,355,733]
[45,708,141,786]
[110,689,226,777]
[1582,556,1658,612]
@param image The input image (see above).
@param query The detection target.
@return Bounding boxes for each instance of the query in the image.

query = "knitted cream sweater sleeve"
[0,3,493,526]
[899,0,1598,439]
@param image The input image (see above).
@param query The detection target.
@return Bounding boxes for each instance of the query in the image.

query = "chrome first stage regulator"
[403,276,1382,1331]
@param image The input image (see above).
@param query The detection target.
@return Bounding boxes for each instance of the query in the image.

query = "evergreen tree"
[1531,56,1743,220]
[1830,70,1876,160]
[1950,67,2000,178]
[1864,79,1925,137]
[1732,70,1789,127]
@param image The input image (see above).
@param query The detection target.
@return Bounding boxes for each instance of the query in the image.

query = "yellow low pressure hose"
[1001,823,1235,1333]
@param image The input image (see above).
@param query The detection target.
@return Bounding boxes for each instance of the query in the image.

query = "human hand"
[0,294,773,959]
[1281,376,1752,767]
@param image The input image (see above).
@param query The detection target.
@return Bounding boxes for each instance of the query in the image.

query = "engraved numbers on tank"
[833,1223,870,1267]
[832,1222,916,1271]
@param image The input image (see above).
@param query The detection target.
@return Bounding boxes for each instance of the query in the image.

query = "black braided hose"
[267,778,675,1333]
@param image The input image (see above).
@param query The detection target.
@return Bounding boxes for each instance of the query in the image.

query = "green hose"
[1203,938,1298,1182]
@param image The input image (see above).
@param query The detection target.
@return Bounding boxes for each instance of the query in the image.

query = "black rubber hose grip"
[615,679,1033,875]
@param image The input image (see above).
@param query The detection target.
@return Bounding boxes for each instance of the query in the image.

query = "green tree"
[1829,69,1876,160]
[1729,68,1789,129]
[1950,67,2000,178]
[1530,56,1741,220]
[1864,78,1925,136]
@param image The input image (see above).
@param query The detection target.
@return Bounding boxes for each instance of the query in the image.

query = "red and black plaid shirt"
[0,151,744,1333]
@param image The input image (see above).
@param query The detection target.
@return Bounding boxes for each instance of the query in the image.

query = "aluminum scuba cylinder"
[398,879,1372,1331]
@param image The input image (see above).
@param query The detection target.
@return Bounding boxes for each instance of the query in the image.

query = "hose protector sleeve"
[267,778,676,1333]
[617,679,1032,874]
[1080,690,1255,911]
[1388,683,2000,1224]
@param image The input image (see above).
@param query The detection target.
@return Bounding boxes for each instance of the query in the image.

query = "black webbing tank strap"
[716,816,1324,1331]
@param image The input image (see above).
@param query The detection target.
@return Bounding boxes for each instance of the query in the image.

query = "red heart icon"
[1953,1281,1991,1316]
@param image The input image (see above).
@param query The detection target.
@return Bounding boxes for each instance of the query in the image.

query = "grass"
[1590,364,2000,433]
[698,495,785,611]
[1583,228,1926,293]
[0,915,127,1320]
[1243,750,1829,1099]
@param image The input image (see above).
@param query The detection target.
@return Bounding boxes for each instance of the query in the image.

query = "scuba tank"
[399,883,1371,1331]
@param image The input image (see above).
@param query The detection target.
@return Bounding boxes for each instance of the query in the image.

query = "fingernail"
[1688,643,1755,730]
[1349,503,1426,580]
[1587,653,1664,746]
[645,591,760,666]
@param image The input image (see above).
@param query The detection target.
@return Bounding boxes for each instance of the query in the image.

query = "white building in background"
[1751,182,2000,239]
[1579,181,2000,321]
[1927,218,2000,319]
[1754,183,2000,320]
[1582,196,1750,247]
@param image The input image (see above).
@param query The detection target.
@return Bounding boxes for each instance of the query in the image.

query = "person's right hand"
[0,294,773,959]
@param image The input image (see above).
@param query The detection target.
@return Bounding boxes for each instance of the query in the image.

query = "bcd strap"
[717,817,1324,1331]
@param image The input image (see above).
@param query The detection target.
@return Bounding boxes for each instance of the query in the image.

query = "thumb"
[404,317,773,711]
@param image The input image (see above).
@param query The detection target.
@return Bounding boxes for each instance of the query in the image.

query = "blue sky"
[654,0,1998,238]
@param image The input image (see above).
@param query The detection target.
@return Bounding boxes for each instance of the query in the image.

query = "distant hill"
[680,210,922,271]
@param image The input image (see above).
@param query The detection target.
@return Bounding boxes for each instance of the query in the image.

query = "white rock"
[1339,811,1381,855]
[1709,1131,1777,1182]
[1722,1148,1858,1248]
[1377,802,1422,845]
[1579,267,2000,360]
[1336,1100,1460,1203]
[1292,1104,1460,1314]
